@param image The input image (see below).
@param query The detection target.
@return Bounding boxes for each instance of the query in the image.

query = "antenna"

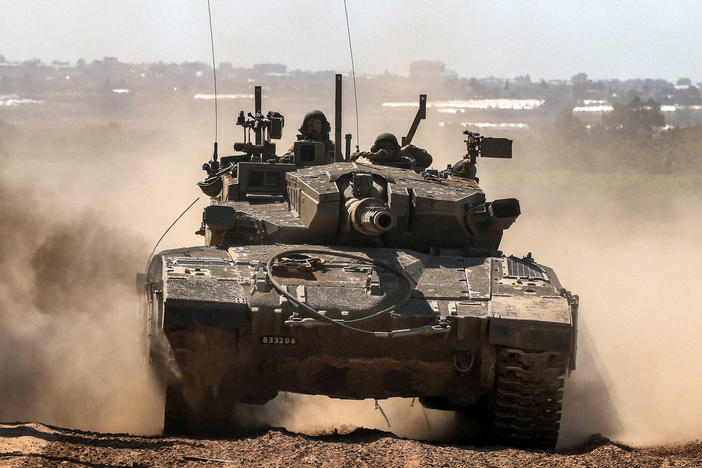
[343,0,360,151]
[143,197,200,278]
[207,0,219,162]
[402,94,427,147]
[335,74,343,162]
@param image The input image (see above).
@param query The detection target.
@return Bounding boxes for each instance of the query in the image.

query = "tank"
[142,77,578,449]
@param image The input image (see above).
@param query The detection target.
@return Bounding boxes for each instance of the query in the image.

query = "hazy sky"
[2,0,701,81]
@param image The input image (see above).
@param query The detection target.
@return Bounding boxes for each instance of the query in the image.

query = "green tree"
[601,96,665,137]
[552,108,586,141]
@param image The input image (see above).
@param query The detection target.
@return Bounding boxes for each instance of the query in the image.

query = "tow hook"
[453,349,475,373]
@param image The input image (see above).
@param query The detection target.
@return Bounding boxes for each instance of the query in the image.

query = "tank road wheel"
[164,382,235,435]
[490,347,567,449]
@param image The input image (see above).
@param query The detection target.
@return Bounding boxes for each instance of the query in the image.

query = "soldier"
[280,110,335,163]
[350,133,433,172]
[449,158,477,180]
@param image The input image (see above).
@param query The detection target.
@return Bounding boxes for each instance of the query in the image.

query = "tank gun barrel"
[345,197,395,236]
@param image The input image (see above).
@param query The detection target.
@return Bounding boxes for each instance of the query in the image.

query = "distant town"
[2,55,701,132]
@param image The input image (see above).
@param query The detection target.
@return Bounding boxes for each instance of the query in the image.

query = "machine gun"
[232,86,284,162]
[443,130,513,181]
[201,86,285,179]
[463,130,512,162]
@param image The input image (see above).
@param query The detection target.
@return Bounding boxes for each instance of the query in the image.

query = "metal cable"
[207,0,218,144]
[343,0,361,151]
[266,248,444,337]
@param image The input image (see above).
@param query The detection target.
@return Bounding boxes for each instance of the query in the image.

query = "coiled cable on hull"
[266,248,450,337]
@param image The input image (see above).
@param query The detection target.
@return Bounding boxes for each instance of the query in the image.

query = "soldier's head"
[451,159,477,179]
[370,133,400,155]
[299,110,330,140]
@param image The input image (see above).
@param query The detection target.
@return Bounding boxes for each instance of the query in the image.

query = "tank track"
[164,384,190,434]
[160,327,239,435]
[491,347,567,449]
[163,381,235,435]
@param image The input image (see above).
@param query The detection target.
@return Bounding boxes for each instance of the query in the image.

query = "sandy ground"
[1,423,701,468]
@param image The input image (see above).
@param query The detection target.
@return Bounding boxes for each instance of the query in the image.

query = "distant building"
[674,78,695,90]
[571,73,588,85]
[409,61,445,80]
[482,77,505,88]
[513,74,532,86]
[253,63,287,74]
[102,56,120,66]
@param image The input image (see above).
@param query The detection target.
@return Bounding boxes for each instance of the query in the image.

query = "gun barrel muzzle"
[345,198,395,236]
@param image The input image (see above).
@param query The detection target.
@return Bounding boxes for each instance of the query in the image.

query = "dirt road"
[1,422,701,468]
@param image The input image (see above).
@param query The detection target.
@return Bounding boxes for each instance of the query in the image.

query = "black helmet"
[298,110,331,137]
[370,133,400,152]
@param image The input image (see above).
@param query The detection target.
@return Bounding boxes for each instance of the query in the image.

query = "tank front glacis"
[143,88,578,449]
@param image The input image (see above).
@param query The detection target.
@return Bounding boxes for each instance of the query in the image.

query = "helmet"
[298,110,331,138]
[451,159,477,179]
[370,133,400,152]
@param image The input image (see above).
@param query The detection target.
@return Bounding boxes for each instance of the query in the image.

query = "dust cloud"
[0,122,207,435]
[1,115,701,447]
[485,166,702,447]
[245,394,455,442]
[0,176,163,434]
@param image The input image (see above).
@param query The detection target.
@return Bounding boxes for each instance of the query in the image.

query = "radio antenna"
[143,197,200,277]
[207,0,219,161]
[343,0,360,151]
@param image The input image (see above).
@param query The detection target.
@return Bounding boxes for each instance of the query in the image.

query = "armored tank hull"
[145,242,577,448]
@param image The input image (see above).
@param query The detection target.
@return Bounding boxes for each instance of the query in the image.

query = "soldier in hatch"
[280,110,335,163]
[350,133,433,173]
[449,158,477,180]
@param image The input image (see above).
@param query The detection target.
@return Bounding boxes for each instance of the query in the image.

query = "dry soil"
[2,422,702,468]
